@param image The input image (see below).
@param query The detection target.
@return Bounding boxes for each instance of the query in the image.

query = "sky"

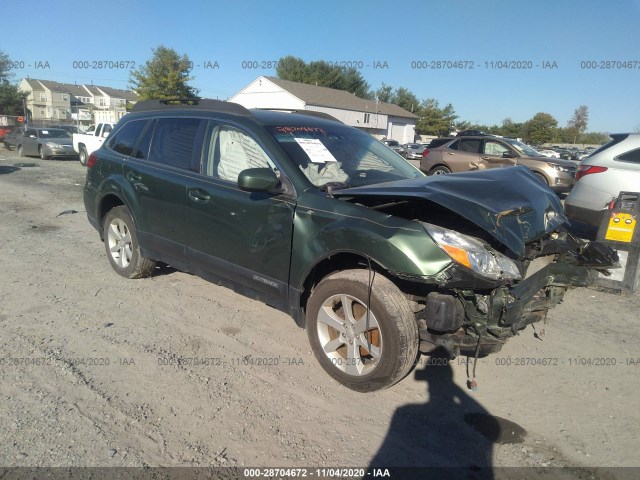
[2,0,639,132]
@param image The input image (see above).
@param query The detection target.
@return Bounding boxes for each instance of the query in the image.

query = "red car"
[0,125,16,141]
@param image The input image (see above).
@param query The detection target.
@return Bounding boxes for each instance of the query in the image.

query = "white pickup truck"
[73,123,115,165]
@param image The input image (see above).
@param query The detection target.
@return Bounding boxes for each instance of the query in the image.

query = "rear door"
[186,121,295,308]
[443,138,483,171]
[121,117,206,269]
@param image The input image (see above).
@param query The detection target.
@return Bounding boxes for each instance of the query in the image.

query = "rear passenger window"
[108,120,147,156]
[459,139,482,153]
[148,118,205,171]
[617,148,640,163]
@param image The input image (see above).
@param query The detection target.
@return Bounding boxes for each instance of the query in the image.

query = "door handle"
[189,189,211,202]
[126,172,142,182]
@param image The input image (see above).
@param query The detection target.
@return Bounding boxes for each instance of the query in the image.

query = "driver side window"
[206,125,275,182]
[484,140,510,156]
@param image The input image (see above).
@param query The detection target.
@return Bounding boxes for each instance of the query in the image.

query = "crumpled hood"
[335,166,568,257]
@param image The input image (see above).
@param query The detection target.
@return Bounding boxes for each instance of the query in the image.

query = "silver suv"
[565,133,640,226]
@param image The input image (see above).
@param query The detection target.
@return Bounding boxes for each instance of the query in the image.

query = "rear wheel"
[306,270,419,392]
[79,146,88,166]
[103,206,156,279]
[430,165,451,175]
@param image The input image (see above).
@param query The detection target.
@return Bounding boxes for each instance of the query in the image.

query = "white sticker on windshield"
[294,138,337,163]
[42,130,49,134]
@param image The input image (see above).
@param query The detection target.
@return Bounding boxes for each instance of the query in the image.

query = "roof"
[95,86,138,102]
[20,78,137,101]
[265,77,418,119]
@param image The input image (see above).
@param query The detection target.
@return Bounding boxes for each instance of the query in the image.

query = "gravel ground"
[0,150,638,479]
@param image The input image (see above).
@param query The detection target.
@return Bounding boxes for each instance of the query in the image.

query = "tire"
[79,146,88,166]
[39,146,49,160]
[430,165,451,175]
[306,269,419,392]
[103,206,156,279]
[17,145,24,157]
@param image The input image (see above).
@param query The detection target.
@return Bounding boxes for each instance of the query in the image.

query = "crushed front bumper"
[418,242,618,356]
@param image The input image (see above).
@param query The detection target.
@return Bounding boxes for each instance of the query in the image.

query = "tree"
[0,50,12,81]
[129,45,198,100]
[566,105,589,144]
[415,98,458,136]
[0,50,28,115]
[276,56,371,99]
[522,112,558,145]
[374,83,393,103]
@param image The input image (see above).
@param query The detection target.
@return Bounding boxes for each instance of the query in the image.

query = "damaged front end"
[416,230,618,357]
[334,167,619,358]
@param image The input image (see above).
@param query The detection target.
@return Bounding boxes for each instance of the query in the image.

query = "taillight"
[575,165,607,181]
[86,152,97,168]
[422,149,430,157]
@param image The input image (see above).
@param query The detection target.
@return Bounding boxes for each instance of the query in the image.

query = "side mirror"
[238,168,280,192]
[102,131,110,138]
[502,151,517,158]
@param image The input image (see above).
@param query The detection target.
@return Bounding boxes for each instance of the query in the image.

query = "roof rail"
[131,98,252,116]
[258,108,342,123]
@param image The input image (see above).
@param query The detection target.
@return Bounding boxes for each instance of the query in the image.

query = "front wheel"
[430,166,451,175]
[306,270,419,392]
[103,206,156,279]
[39,146,49,160]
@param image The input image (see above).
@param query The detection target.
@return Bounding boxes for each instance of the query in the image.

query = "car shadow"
[0,166,21,175]
[365,347,502,480]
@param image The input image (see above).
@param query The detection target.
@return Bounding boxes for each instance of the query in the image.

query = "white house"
[229,76,418,143]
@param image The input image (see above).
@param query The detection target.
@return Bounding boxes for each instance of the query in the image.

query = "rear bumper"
[565,203,605,227]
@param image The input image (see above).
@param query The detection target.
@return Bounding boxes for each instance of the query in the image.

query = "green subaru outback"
[84,99,617,392]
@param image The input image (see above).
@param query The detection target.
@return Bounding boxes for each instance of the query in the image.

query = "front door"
[186,122,295,308]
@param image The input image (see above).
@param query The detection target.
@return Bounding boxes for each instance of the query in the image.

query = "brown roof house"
[229,76,418,143]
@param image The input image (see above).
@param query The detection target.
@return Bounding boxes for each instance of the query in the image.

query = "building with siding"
[229,76,418,143]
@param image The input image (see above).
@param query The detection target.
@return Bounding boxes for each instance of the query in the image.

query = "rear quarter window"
[616,148,640,164]
[108,120,147,156]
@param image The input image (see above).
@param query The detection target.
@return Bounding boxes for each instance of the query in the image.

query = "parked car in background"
[83,99,616,391]
[73,122,115,165]
[537,148,560,158]
[3,127,26,150]
[402,143,426,159]
[17,128,77,160]
[0,125,16,142]
[565,133,640,226]
[53,125,82,136]
[381,139,405,156]
[455,129,488,137]
[420,135,577,193]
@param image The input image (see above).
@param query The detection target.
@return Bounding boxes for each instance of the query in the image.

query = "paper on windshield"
[294,138,337,163]
[42,130,49,134]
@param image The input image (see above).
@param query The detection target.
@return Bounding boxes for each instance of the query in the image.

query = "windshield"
[266,125,424,188]
[39,129,70,138]
[503,138,543,157]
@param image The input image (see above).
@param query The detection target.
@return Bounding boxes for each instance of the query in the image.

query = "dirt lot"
[1,150,639,479]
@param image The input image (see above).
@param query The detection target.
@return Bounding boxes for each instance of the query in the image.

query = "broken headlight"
[423,223,522,281]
